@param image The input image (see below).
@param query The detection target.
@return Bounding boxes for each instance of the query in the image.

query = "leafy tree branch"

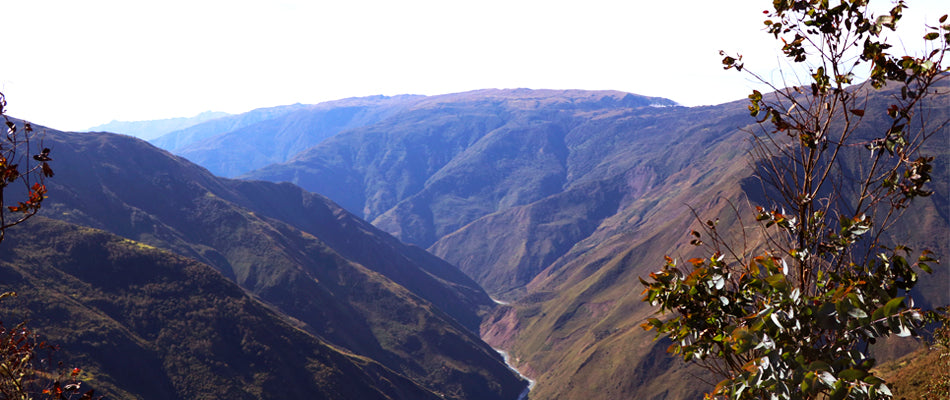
[643,1,948,399]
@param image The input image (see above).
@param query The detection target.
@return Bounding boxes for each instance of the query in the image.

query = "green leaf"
[641,318,662,331]
[924,32,939,40]
[839,368,867,381]
[871,305,885,320]
[883,297,904,317]
[918,250,937,263]
[801,372,816,394]
[830,384,848,400]
[765,274,788,291]
[808,360,830,372]
[731,327,757,353]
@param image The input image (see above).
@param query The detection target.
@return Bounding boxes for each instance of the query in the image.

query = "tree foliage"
[0,91,53,244]
[0,293,95,400]
[642,1,948,399]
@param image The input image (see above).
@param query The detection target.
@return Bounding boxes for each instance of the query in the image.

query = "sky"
[1,0,945,131]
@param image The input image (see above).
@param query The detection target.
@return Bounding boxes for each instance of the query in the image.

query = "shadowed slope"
[30,129,524,400]
[0,217,442,400]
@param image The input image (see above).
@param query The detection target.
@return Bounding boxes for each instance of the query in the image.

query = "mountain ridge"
[87,110,231,140]
[233,85,947,399]
[8,83,943,399]
[0,217,445,400]
[12,126,526,399]
[149,95,426,177]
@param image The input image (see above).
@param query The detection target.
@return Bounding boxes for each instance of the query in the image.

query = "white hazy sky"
[1,0,945,131]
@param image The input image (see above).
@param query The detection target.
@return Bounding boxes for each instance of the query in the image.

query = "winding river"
[490,297,534,399]
[495,349,535,400]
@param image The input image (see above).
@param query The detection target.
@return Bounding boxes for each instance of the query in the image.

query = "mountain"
[87,111,230,140]
[486,85,950,399]
[150,95,424,177]
[12,128,526,399]
[149,103,313,150]
[243,89,679,249]
[238,86,948,399]
[240,89,690,292]
[0,217,443,400]
[13,83,943,399]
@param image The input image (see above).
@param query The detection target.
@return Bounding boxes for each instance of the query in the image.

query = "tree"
[0,90,53,244]
[641,1,948,399]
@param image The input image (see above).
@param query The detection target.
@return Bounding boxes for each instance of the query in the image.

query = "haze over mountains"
[4,83,947,399]
[87,111,231,141]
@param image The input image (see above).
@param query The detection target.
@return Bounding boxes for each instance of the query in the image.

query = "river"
[490,297,534,399]
[495,349,535,400]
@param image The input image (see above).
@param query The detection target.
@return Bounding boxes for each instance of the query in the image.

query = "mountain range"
[2,126,526,399]
[219,86,949,399]
[148,95,424,177]
[4,82,947,399]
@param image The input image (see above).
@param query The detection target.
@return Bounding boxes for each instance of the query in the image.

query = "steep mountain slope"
[28,129,525,399]
[239,86,948,399]
[151,95,424,177]
[243,89,678,248]
[480,86,950,399]
[87,111,230,140]
[428,100,755,298]
[0,217,442,400]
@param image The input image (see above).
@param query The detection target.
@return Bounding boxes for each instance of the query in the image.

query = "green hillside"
[0,217,442,399]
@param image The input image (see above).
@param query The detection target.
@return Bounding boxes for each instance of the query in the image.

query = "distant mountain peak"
[86,110,231,140]
[409,88,678,110]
